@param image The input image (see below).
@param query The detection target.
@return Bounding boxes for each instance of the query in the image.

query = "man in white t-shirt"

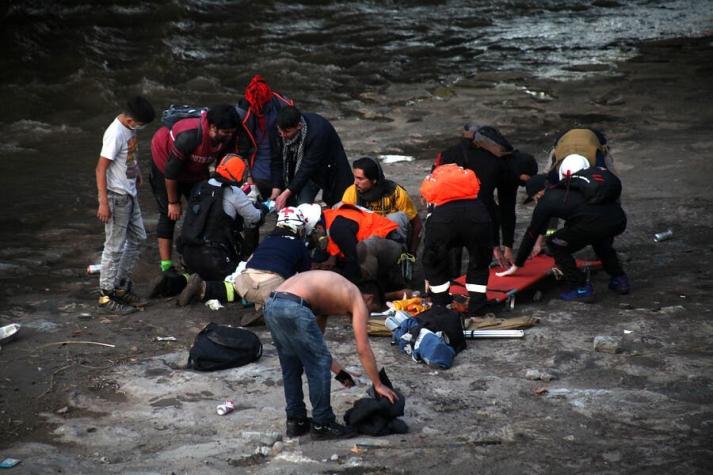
[95,96,155,315]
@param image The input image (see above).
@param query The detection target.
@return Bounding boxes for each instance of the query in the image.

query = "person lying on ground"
[264,270,398,440]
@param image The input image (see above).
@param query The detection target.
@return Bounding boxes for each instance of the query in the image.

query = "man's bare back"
[276,270,364,317]
[272,270,397,403]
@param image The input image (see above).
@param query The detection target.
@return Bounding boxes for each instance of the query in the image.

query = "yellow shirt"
[341,184,418,220]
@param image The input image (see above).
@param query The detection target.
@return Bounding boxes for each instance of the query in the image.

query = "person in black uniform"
[435,123,535,270]
[497,157,630,302]
[420,164,492,317]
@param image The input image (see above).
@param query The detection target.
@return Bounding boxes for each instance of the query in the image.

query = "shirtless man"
[263,270,398,440]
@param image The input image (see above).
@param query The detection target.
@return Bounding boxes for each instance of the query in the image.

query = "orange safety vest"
[420,163,480,206]
[323,204,399,257]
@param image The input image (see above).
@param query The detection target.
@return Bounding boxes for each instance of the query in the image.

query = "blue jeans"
[99,192,146,291]
[263,296,335,425]
[295,180,321,205]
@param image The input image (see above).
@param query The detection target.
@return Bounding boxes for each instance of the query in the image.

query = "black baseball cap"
[523,174,549,204]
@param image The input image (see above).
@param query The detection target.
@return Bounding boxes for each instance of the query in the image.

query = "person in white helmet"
[177,206,312,325]
[296,203,407,296]
[497,153,629,302]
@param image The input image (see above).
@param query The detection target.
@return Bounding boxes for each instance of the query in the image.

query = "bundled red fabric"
[244,74,273,131]
[420,163,480,206]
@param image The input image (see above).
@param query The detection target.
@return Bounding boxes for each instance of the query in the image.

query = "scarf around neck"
[282,115,308,186]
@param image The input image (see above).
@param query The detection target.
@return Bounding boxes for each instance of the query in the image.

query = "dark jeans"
[181,244,237,281]
[547,217,626,288]
[148,162,199,239]
[263,296,335,425]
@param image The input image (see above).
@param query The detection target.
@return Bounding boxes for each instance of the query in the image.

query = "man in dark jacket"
[236,74,294,257]
[497,161,630,302]
[270,106,353,210]
[435,124,534,270]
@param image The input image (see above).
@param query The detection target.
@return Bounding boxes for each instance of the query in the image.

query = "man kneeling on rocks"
[176,206,312,325]
[497,154,629,301]
[302,202,409,296]
[264,270,398,440]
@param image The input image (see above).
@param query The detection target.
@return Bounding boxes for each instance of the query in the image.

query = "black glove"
[335,369,355,387]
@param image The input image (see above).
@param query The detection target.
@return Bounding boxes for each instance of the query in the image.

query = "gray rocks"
[593,336,622,354]
[525,369,557,382]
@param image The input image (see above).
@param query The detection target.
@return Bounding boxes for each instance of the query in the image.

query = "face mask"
[130,123,147,131]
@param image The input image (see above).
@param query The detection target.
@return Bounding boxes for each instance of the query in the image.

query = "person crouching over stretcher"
[497,154,630,302]
[420,164,492,317]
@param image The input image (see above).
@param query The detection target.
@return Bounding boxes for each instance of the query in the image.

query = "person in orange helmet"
[149,154,270,298]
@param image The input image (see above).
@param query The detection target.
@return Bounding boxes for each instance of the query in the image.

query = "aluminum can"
[653,229,673,242]
[216,400,235,416]
[87,264,102,274]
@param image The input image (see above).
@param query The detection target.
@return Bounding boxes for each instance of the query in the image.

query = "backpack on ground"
[161,104,208,128]
[392,317,455,369]
[415,305,467,354]
[187,322,262,371]
[565,166,622,204]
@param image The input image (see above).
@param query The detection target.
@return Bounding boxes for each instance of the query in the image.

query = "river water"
[0,0,711,249]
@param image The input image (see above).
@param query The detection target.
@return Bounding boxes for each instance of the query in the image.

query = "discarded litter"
[378,154,415,164]
[86,263,102,275]
[205,299,224,311]
[0,323,20,346]
[216,400,236,416]
[463,329,524,339]
[653,229,673,242]
[0,458,21,468]
[155,336,177,342]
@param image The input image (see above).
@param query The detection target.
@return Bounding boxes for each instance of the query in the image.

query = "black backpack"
[187,323,262,371]
[179,182,226,249]
[415,305,467,354]
[161,104,208,128]
[565,167,622,204]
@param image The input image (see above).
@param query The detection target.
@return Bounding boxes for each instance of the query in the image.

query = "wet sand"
[1,35,712,473]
